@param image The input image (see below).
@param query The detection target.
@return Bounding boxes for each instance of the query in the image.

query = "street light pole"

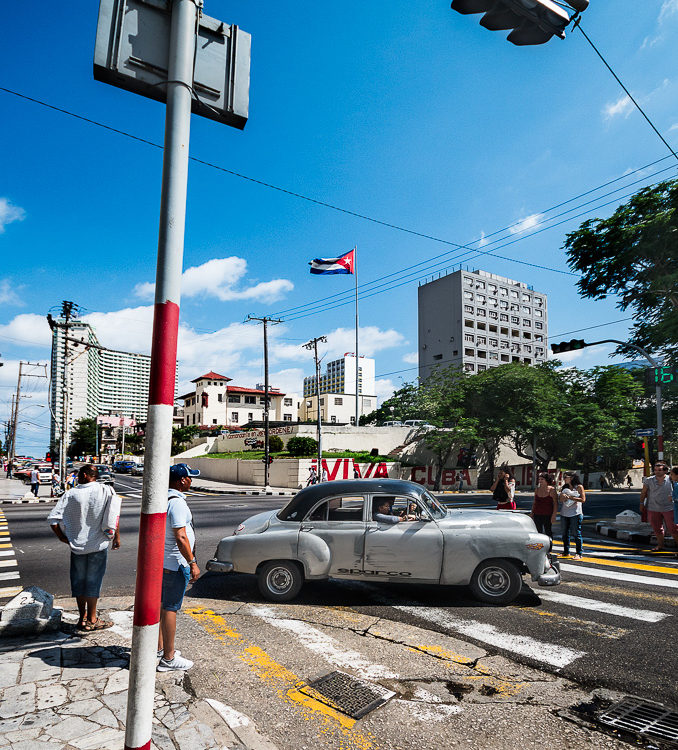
[587,339,664,460]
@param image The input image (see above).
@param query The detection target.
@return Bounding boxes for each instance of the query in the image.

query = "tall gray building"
[418,269,548,382]
[49,319,172,448]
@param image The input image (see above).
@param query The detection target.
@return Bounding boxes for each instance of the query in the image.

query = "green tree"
[268,435,284,453]
[423,419,479,490]
[564,179,678,363]
[171,425,199,455]
[287,436,318,456]
[69,417,97,457]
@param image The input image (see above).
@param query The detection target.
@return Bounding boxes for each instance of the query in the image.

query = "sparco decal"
[337,568,412,577]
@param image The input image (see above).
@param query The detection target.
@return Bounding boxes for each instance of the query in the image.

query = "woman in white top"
[491,467,516,510]
[559,472,586,559]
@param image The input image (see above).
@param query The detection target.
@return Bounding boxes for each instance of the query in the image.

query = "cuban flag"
[309,249,355,275]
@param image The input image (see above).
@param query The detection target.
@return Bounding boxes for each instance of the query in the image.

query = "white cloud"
[0,314,51,349]
[669,123,678,132]
[322,326,406,358]
[0,198,25,234]
[604,95,633,120]
[508,213,542,235]
[134,257,293,304]
[0,279,22,306]
[402,351,418,364]
[374,378,396,405]
[477,230,488,248]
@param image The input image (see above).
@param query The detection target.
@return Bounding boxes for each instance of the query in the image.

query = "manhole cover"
[302,671,394,719]
[597,696,678,747]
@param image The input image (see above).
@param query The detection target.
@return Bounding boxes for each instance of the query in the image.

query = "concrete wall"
[209,424,412,456]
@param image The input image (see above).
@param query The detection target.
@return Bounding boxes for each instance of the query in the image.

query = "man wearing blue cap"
[157,463,201,672]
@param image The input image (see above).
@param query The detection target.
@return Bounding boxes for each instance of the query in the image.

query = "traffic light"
[550,339,586,354]
[450,0,588,46]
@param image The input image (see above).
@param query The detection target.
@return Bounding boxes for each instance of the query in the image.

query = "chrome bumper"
[537,554,561,587]
[206,559,234,574]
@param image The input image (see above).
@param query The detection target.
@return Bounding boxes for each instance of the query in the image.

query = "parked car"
[131,464,144,476]
[16,463,52,484]
[94,464,115,489]
[381,421,403,427]
[206,479,560,605]
[113,460,136,473]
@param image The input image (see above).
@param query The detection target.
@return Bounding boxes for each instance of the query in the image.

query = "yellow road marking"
[0,586,22,598]
[514,606,628,640]
[186,607,378,749]
[554,541,656,552]
[573,556,678,576]
[562,581,678,605]
[0,543,12,549]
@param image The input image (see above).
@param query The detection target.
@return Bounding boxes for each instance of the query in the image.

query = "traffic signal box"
[550,339,586,354]
[645,366,677,388]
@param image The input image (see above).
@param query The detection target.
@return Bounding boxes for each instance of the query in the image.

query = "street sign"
[94,0,251,128]
[634,428,656,437]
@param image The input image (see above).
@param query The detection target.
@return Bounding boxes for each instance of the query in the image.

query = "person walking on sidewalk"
[30,466,40,497]
[491,467,516,510]
[559,472,585,560]
[5,459,13,479]
[530,473,558,537]
[158,463,201,672]
[640,461,678,555]
[47,464,121,630]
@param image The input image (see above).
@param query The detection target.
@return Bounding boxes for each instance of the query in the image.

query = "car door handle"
[300,524,313,532]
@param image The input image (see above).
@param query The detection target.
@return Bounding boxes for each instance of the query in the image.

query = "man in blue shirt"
[157,463,201,672]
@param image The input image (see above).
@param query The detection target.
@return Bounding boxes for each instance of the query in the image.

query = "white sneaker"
[157,649,180,659]
[157,653,193,672]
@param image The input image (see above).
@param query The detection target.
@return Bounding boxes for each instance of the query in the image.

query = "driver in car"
[372,498,416,524]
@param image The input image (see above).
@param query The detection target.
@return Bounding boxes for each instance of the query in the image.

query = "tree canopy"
[564,178,678,361]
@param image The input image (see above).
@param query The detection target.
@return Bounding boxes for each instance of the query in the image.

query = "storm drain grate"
[302,671,395,719]
[597,696,678,747]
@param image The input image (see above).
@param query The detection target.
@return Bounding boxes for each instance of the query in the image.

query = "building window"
[464,334,474,343]
[464,348,474,357]
[523,331,532,339]
[433,354,443,360]
[464,319,474,328]
[284,397,293,406]
[535,322,543,329]
[212,419,217,424]
[489,324,498,332]
[260,397,266,404]
[477,321,486,330]
[334,397,343,405]
[510,290,519,299]
[489,311,498,319]
[501,354,509,362]
[500,300,509,310]
[488,284,497,294]
[464,305,474,313]
[228,395,240,403]
[511,316,519,324]
[524,345,532,353]
[535,335,543,342]
[477,350,487,359]
[510,303,519,312]
[217,393,223,402]
[477,336,486,345]
[500,287,508,297]
[489,351,499,360]
[500,341,509,350]
[247,413,253,421]
[231,412,239,422]
[475,280,485,290]
[245,396,256,404]
[330,415,337,423]
[463,291,473,300]
[489,338,498,347]
[500,314,509,322]
[477,294,486,304]
[511,329,520,338]
[283,413,292,421]
[476,308,486,317]
[306,400,312,407]
[535,309,543,317]
[464,363,474,372]
[477,364,487,371]
[319,398,324,405]
[523,319,531,327]
[464,276,473,287]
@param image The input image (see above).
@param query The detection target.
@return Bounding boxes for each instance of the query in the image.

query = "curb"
[596,522,676,548]
[192,485,295,497]
[0,497,53,504]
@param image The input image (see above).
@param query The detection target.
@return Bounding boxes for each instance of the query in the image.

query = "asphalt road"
[5,477,677,711]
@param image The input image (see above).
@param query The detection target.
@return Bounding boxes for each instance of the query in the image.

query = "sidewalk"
[0,595,278,750]
[0,477,52,504]
[190,477,294,496]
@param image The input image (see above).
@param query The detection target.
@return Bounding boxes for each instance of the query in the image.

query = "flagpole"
[354,245,359,428]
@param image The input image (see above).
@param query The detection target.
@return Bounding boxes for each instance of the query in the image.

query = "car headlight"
[234,523,245,535]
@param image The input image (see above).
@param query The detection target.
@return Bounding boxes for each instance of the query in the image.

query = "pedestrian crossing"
[0,509,22,603]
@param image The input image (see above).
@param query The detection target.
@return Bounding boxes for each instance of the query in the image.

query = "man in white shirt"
[48,464,121,630]
[157,463,201,672]
[30,467,40,497]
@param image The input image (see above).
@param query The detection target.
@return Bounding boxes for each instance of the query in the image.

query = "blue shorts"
[70,549,108,598]
[161,566,190,612]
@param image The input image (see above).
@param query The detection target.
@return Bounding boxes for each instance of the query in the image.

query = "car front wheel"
[257,560,304,602]
[470,559,522,605]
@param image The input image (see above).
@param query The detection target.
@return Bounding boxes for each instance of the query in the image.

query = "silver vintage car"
[206,479,560,605]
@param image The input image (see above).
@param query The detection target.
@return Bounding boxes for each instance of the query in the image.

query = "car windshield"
[420,489,448,520]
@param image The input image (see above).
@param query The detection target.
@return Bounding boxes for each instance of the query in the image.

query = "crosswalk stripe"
[394,605,585,668]
[0,586,22,598]
[560,563,678,589]
[574,556,678,576]
[0,571,20,581]
[0,550,15,557]
[0,560,18,569]
[535,589,669,622]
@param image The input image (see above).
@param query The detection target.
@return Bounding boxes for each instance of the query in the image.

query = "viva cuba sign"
[309,458,473,488]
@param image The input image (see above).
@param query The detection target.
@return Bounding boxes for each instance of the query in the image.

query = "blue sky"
[2,1,677,455]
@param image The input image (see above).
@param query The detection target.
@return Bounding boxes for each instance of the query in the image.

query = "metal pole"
[263,319,270,489]
[315,339,322,477]
[354,246,359,428]
[121,418,126,458]
[124,1,197,748]
[532,433,537,490]
[10,367,21,464]
[95,421,99,462]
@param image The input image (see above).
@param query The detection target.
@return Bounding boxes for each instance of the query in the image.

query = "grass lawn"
[199,450,396,462]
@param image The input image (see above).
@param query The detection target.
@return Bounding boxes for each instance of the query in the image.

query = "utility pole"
[9,362,47,463]
[303,336,327,479]
[7,393,15,460]
[247,315,282,489]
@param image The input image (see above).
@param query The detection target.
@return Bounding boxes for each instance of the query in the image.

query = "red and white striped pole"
[124,1,199,748]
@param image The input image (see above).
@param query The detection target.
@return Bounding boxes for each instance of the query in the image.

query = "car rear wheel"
[470,559,522,605]
[257,560,304,602]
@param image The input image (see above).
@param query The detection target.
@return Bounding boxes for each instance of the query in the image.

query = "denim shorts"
[70,549,109,598]
[161,566,190,612]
